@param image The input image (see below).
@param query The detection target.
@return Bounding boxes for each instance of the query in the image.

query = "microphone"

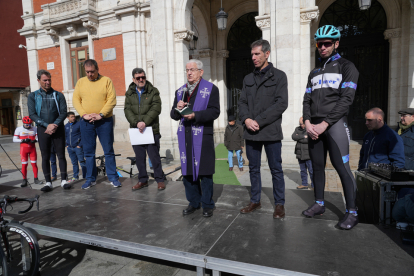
[183,87,188,103]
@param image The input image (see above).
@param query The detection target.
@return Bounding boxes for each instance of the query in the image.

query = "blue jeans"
[80,117,118,182]
[246,140,285,205]
[67,146,87,179]
[392,194,414,223]
[298,159,313,187]
[183,175,215,209]
[228,150,243,168]
[148,158,152,168]
[50,146,57,178]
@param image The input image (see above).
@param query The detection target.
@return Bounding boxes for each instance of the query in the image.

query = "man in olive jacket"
[124,68,165,190]
[238,40,288,219]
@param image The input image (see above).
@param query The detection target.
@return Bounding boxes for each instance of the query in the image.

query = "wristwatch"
[99,113,104,118]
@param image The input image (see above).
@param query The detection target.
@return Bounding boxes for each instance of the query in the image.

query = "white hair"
[187,59,203,70]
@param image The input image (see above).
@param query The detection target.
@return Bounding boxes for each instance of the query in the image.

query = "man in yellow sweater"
[72,59,122,189]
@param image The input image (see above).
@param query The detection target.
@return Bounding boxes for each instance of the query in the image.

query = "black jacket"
[303,53,359,126]
[396,124,414,170]
[170,81,220,176]
[238,63,288,141]
[124,81,161,135]
[292,126,309,160]
[28,88,67,127]
[224,124,244,151]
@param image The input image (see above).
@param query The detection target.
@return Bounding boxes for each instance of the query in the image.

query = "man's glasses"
[316,41,333,49]
[135,76,146,81]
[185,68,200,73]
[401,114,412,118]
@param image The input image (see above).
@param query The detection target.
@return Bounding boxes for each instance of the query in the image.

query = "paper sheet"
[128,127,155,145]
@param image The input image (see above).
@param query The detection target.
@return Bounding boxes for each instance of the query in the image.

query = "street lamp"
[216,0,228,31]
[358,0,372,10]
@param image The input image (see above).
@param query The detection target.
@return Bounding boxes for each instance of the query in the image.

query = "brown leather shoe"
[132,182,148,190]
[239,167,244,171]
[158,182,165,190]
[229,167,233,171]
[273,204,285,219]
[240,202,261,214]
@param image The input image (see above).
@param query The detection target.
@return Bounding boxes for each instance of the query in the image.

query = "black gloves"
[31,140,37,143]
[21,139,31,143]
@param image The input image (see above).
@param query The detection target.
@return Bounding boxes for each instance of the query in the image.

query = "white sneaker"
[61,180,71,190]
[41,182,52,192]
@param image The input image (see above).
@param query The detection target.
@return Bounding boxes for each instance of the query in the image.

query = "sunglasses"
[316,41,334,49]
[135,76,146,81]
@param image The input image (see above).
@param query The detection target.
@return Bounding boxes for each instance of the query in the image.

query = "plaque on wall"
[103,48,116,61]
[47,62,54,70]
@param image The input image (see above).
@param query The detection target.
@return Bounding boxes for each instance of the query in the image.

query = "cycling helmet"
[22,116,32,124]
[315,25,341,41]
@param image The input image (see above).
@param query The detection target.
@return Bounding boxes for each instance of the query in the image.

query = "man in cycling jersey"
[302,25,359,230]
[13,116,40,187]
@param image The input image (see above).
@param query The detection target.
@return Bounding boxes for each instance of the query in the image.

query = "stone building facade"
[17,0,414,163]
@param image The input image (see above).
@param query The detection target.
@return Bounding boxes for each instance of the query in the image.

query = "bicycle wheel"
[1,222,40,276]
[0,246,8,276]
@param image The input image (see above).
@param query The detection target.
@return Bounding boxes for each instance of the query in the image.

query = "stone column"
[151,1,177,158]
[198,49,213,82]
[255,15,271,61]
[214,50,229,143]
[384,28,402,124]
[300,7,319,113]
[113,3,138,90]
[174,29,193,85]
[409,3,414,108]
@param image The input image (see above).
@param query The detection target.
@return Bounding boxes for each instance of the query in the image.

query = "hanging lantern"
[216,0,228,31]
[358,0,372,10]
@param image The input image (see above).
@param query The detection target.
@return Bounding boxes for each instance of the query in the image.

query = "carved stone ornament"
[217,50,229,59]
[300,7,319,25]
[66,24,77,37]
[46,28,60,45]
[49,0,82,16]
[255,15,270,30]
[147,60,153,68]
[199,49,213,58]
[384,28,402,40]
[174,29,194,42]
[83,21,98,40]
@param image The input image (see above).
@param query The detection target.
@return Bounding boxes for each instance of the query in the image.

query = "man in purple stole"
[170,59,220,217]
[238,40,288,219]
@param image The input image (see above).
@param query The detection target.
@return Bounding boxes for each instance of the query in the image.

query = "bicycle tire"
[1,222,40,276]
[0,244,8,276]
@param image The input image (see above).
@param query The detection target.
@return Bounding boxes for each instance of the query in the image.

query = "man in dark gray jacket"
[28,69,69,191]
[238,40,288,219]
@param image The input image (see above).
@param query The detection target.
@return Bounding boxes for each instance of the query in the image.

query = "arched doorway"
[319,0,389,140]
[226,12,261,117]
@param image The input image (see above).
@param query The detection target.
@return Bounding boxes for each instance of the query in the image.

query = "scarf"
[187,78,201,95]
[398,121,414,135]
